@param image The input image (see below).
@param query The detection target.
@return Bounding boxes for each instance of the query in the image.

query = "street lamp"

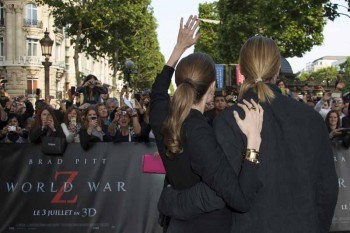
[124,59,134,89]
[40,28,54,98]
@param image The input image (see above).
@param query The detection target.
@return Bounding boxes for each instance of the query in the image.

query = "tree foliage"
[34,0,164,89]
[297,72,310,81]
[309,66,338,83]
[339,57,350,92]
[195,2,224,63]
[216,0,340,63]
[194,0,347,64]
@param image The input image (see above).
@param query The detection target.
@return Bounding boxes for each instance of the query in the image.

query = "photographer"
[0,115,28,143]
[108,106,141,143]
[4,95,34,128]
[0,87,9,108]
[61,106,81,143]
[29,105,65,143]
[79,107,110,150]
[76,74,108,105]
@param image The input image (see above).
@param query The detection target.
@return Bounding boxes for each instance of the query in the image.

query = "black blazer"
[150,66,262,227]
[160,84,339,233]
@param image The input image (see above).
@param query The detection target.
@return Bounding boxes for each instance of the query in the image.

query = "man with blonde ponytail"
[158,36,338,233]
[151,16,267,232]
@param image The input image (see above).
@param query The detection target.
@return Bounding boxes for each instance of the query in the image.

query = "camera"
[71,117,77,126]
[8,126,16,132]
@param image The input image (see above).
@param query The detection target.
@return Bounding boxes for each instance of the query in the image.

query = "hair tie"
[255,78,262,83]
[182,80,195,88]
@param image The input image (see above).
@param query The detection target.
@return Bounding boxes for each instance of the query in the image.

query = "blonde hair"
[162,53,216,158]
[238,36,281,103]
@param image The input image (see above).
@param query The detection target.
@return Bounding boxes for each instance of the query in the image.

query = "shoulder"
[184,111,212,134]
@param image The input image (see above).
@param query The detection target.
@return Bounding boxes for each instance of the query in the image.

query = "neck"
[192,100,206,114]
[192,88,213,114]
[330,125,337,131]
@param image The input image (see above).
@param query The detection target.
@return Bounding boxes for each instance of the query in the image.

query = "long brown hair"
[238,36,281,103]
[33,105,59,130]
[162,53,216,157]
[64,106,81,125]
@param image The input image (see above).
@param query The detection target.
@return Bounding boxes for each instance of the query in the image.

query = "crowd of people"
[0,74,154,149]
[0,73,349,148]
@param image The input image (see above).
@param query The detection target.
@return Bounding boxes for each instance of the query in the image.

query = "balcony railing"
[53,60,66,69]
[18,56,41,65]
[23,19,43,28]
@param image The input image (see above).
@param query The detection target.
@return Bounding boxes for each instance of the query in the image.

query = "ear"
[210,81,216,93]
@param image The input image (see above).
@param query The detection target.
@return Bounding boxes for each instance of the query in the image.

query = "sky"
[151,0,350,73]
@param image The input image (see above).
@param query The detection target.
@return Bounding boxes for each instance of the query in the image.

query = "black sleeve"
[150,65,173,161]
[157,183,225,220]
[79,129,91,150]
[96,86,108,94]
[65,100,73,109]
[150,65,174,143]
[22,101,34,121]
[76,86,84,93]
[186,121,262,212]
[29,127,45,143]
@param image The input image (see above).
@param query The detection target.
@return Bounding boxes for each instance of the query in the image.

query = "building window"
[0,37,4,57]
[26,39,38,56]
[0,3,4,26]
[55,43,61,61]
[25,4,38,26]
[27,79,38,95]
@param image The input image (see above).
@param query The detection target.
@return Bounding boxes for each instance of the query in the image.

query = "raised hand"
[166,15,201,68]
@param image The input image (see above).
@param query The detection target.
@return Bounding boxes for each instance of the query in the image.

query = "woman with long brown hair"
[76,74,108,105]
[29,105,65,143]
[150,16,264,232]
[79,107,109,150]
[61,106,81,143]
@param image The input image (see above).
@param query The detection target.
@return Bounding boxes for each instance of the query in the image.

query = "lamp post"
[124,59,134,90]
[40,28,54,98]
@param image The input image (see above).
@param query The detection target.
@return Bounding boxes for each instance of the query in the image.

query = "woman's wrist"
[244,148,260,164]
[246,135,261,151]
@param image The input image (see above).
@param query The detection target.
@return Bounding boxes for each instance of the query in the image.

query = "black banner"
[0,143,164,233]
[1,141,349,232]
[331,141,350,232]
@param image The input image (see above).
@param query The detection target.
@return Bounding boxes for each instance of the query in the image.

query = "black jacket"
[159,83,339,233]
[150,66,262,231]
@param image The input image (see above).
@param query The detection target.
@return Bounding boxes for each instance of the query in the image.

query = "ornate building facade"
[0,0,116,100]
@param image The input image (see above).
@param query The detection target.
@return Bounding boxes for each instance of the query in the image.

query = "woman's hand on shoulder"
[233,99,263,150]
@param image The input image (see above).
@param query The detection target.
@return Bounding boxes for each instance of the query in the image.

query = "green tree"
[309,66,338,85]
[195,2,224,63]
[339,57,350,92]
[213,0,342,63]
[35,0,163,89]
[35,0,102,84]
[83,0,164,90]
[297,72,310,81]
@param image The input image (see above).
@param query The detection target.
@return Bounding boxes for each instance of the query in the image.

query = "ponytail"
[162,83,195,158]
[238,36,281,103]
[238,79,275,103]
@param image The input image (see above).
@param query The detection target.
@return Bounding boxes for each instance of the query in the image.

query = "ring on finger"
[251,106,257,111]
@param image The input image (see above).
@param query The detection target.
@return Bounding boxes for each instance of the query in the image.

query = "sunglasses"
[332,100,343,104]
